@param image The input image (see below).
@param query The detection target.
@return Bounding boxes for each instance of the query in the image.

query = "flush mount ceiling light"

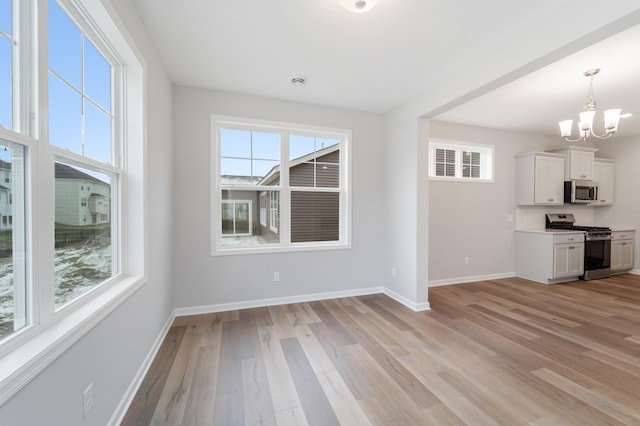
[559,68,631,142]
[337,0,381,13]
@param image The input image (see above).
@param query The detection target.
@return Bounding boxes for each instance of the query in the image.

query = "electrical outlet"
[83,383,94,418]
[273,272,280,282]
[464,257,470,265]
[391,267,396,278]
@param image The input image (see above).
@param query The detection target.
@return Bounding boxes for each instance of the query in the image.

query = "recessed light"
[291,77,306,87]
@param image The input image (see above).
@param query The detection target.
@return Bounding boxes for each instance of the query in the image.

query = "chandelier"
[559,68,627,142]
[337,0,381,13]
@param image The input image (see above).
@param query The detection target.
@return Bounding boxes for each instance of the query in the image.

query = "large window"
[428,140,494,182]
[212,117,351,254]
[0,0,145,399]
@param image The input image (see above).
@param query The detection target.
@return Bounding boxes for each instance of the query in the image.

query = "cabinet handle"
[621,234,627,238]
[569,246,575,249]
[621,242,627,245]
[548,198,554,202]
[581,175,586,178]
[601,200,606,203]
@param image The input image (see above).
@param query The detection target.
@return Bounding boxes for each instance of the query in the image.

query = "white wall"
[0,1,174,424]
[172,87,386,310]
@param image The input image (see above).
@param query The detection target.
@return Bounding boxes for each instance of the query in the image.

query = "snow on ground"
[0,236,111,338]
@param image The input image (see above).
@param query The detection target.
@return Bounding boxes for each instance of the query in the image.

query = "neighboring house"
[221,144,339,243]
[0,160,12,232]
[54,163,110,227]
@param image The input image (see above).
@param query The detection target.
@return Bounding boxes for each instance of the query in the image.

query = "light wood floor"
[122,274,640,425]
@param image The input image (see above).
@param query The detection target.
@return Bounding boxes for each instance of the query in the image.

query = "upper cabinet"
[592,159,615,206]
[548,146,598,180]
[516,152,565,206]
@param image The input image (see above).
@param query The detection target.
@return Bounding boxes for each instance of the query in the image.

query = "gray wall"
[0,0,174,424]
[172,87,386,310]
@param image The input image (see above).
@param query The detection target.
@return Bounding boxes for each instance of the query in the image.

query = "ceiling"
[133,0,640,138]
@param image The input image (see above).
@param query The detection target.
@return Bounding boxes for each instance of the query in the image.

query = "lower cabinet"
[611,230,635,274]
[515,230,584,284]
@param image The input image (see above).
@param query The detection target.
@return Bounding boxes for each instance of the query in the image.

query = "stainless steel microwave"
[564,180,598,203]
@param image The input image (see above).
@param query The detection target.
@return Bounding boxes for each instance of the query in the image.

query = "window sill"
[212,241,351,256]
[0,275,147,406]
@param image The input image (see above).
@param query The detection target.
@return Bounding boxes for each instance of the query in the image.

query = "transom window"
[429,140,494,182]
[212,116,351,254]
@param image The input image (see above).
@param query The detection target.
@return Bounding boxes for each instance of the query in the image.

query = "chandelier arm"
[562,135,588,143]
[589,130,614,140]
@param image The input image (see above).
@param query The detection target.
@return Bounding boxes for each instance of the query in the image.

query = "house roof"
[257,144,339,186]
[55,163,106,184]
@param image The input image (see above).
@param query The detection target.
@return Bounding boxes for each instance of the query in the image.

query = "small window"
[429,140,494,182]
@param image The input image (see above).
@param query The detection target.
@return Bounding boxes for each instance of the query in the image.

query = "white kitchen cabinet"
[515,230,584,284]
[611,230,634,274]
[592,159,615,206]
[515,152,565,206]
[549,146,598,180]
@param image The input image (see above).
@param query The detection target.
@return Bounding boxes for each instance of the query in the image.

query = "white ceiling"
[133,0,640,138]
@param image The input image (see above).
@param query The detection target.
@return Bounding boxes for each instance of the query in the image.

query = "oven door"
[583,237,611,279]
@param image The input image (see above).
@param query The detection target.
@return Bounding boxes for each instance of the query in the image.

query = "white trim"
[382,287,431,311]
[108,307,176,426]
[0,275,146,407]
[428,272,516,287]
[175,287,384,317]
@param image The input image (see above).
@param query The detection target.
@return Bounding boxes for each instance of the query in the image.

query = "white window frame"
[259,191,267,227]
[428,139,494,182]
[221,199,253,236]
[269,191,279,233]
[0,0,147,406]
[211,115,351,256]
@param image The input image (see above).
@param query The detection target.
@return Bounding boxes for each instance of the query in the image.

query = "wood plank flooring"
[122,274,640,425]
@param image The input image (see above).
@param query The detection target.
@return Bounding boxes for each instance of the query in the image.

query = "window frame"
[0,0,147,406]
[211,115,352,256]
[428,139,495,182]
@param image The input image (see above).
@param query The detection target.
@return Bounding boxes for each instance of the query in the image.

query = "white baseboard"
[428,272,516,287]
[383,287,430,311]
[174,287,386,317]
[108,310,176,426]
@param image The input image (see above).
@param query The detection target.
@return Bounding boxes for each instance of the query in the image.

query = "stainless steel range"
[546,213,612,280]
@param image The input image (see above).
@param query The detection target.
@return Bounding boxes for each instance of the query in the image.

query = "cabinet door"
[620,240,634,270]
[611,240,623,270]
[534,156,564,205]
[593,161,614,206]
[553,243,584,278]
[569,150,594,180]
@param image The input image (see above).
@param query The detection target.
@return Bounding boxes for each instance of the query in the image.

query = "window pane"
[0,0,11,34]
[83,39,111,112]
[220,190,280,246]
[0,36,10,130]
[54,162,112,308]
[290,145,340,188]
[291,191,339,243]
[289,135,315,160]
[48,0,82,88]
[0,139,27,341]
[220,128,281,185]
[48,74,82,153]
[220,128,251,158]
[84,100,111,163]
